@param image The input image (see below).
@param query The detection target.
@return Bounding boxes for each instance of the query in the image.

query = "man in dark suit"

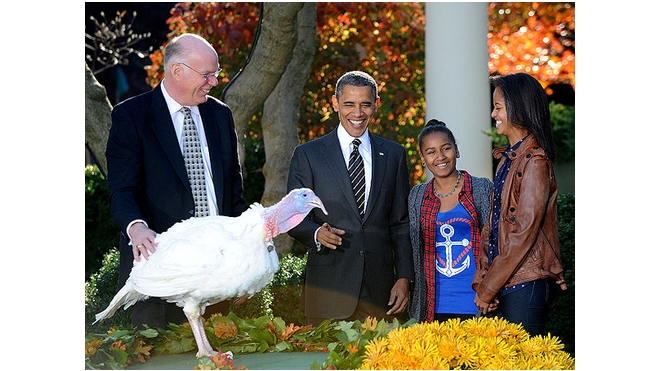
[105,34,246,329]
[287,71,413,326]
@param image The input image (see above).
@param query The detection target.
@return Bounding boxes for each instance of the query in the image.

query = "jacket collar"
[493,135,539,160]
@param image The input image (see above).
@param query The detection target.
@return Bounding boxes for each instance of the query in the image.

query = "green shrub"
[85,164,119,280]
[546,192,575,356]
[548,103,576,164]
[271,253,307,325]
[85,247,132,334]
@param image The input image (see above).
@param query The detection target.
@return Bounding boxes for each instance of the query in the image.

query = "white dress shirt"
[161,83,219,216]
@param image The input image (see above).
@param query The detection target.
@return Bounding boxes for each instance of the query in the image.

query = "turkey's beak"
[310,196,328,215]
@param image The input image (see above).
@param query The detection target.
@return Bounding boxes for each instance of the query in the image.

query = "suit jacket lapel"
[149,85,191,192]
[365,132,386,219]
[199,104,224,212]
[199,103,220,173]
[323,129,363,219]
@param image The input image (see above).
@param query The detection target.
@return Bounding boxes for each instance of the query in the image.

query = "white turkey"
[94,188,327,358]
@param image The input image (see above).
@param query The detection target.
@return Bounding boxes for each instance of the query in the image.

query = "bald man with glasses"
[105,34,246,330]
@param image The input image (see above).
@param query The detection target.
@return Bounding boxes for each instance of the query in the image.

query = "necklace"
[433,171,461,199]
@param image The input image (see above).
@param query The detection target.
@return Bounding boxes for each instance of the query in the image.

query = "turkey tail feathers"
[93,283,148,324]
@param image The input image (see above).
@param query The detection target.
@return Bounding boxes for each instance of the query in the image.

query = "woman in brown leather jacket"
[472,73,568,336]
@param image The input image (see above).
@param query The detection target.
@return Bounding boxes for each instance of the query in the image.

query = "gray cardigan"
[407,171,493,322]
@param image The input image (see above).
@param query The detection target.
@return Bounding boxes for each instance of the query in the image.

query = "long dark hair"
[490,73,556,161]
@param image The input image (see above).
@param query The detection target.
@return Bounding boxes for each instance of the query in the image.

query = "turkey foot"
[184,308,229,358]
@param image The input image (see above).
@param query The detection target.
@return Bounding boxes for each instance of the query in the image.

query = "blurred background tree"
[142,2,427,186]
[86,2,574,189]
[488,2,575,89]
[140,2,574,187]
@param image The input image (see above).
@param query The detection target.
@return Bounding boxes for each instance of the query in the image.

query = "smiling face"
[420,131,459,179]
[332,85,379,138]
[491,87,510,137]
[164,35,220,106]
[491,86,530,144]
[175,52,219,106]
[181,63,219,105]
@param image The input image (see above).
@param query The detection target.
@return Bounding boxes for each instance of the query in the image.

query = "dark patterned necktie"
[181,107,209,217]
[348,138,365,218]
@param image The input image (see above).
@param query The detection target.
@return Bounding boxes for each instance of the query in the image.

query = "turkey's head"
[262,188,327,240]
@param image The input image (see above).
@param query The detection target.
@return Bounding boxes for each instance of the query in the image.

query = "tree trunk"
[222,2,304,184]
[261,2,317,255]
[85,62,113,175]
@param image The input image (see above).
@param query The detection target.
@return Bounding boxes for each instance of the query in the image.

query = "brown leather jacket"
[472,136,567,304]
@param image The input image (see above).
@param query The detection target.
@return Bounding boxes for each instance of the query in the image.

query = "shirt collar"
[507,134,529,152]
[160,82,201,117]
[337,124,371,154]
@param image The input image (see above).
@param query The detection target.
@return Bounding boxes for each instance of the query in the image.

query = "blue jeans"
[485,278,550,336]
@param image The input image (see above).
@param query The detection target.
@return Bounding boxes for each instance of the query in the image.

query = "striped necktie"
[348,138,365,218]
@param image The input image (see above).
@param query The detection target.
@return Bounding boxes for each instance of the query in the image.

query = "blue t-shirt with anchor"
[434,202,477,315]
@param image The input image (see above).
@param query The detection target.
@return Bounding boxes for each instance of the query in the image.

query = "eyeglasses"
[179,62,222,82]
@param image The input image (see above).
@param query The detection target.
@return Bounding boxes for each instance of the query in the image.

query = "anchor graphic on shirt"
[435,224,470,277]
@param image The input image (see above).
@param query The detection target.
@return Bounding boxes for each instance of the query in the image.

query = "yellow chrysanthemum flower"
[455,338,479,368]
[363,336,388,358]
[358,317,574,370]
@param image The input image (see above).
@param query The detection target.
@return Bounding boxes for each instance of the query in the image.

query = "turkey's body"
[94,188,325,358]
[93,206,277,359]
[131,205,278,309]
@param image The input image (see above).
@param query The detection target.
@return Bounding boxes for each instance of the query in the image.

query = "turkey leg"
[183,304,221,358]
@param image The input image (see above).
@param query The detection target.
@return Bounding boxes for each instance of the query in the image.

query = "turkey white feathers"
[94,188,327,358]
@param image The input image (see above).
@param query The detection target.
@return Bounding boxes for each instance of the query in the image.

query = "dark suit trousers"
[131,298,187,330]
[307,266,394,326]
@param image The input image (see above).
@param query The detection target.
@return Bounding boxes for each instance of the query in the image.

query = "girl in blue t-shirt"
[408,119,493,323]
